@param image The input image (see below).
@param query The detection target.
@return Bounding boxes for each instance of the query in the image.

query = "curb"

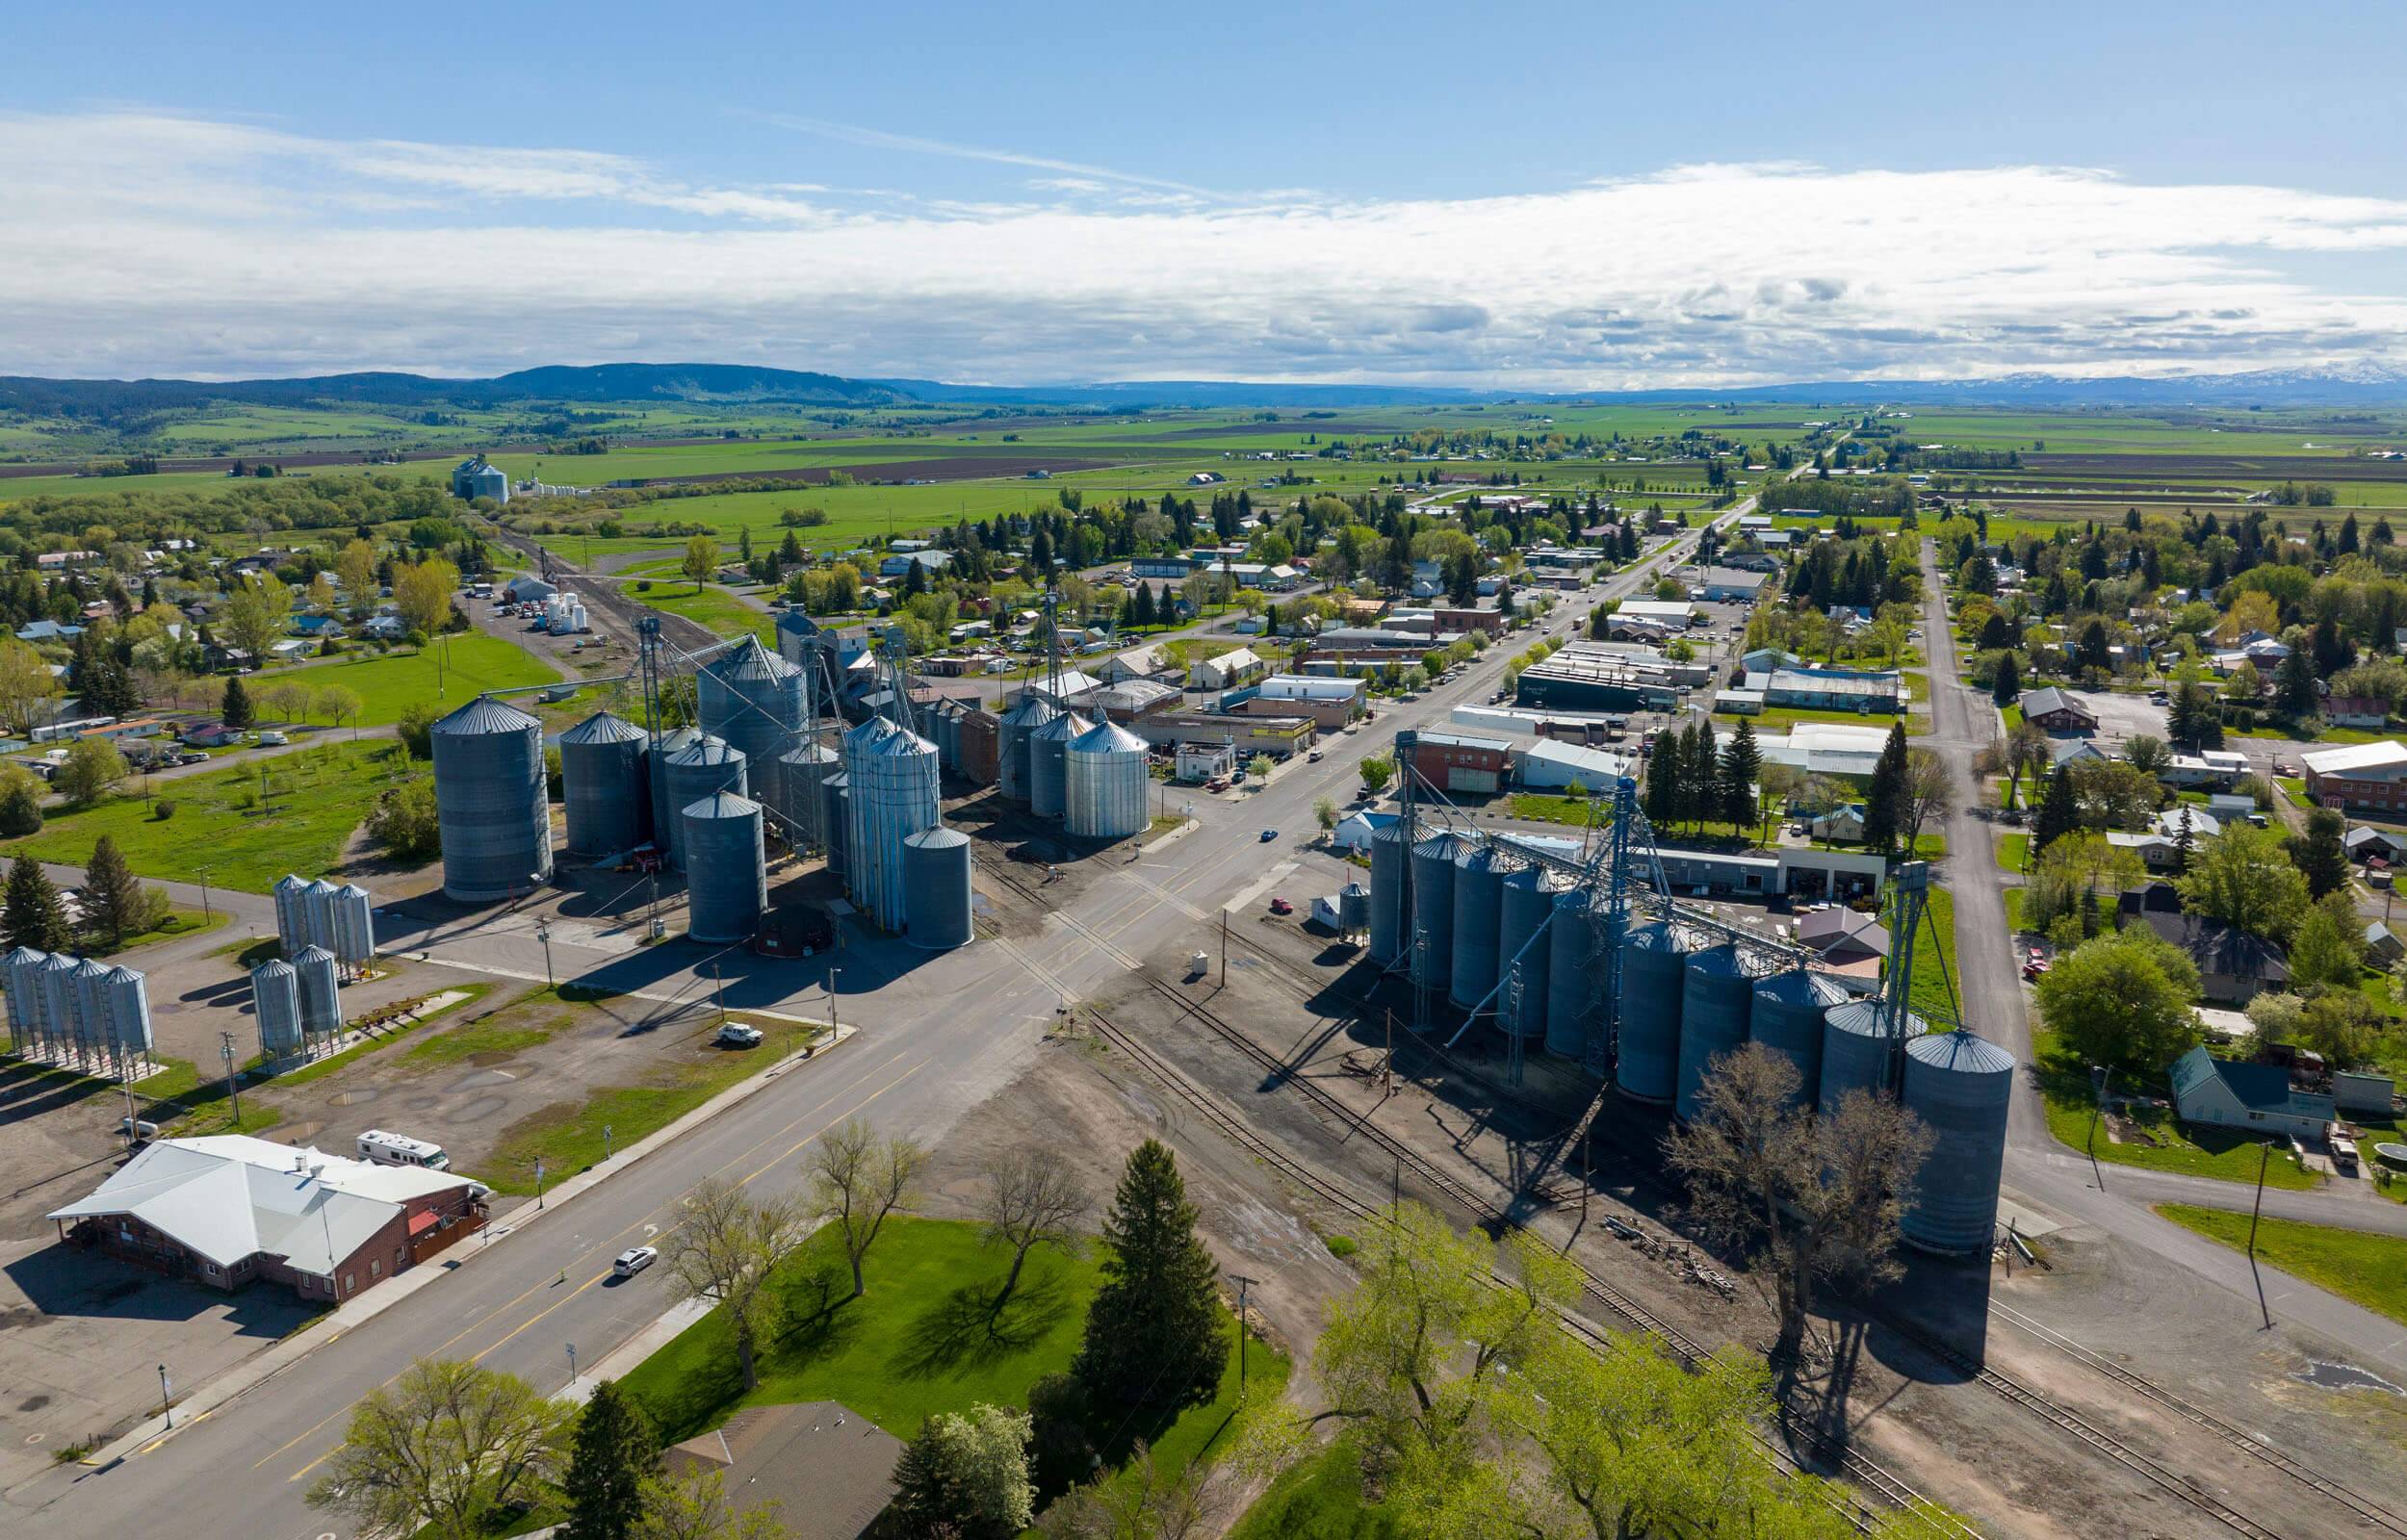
[63,1022,861,1476]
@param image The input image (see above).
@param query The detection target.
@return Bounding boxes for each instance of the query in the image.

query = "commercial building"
[1236,675,1366,731]
[1187,647,1267,690]
[1755,666,1902,715]
[1692,566,1770,603]
[2019,686,2099,733]
[47,1135,488,1302]
[1128,710,1314,759]
[2303,741,2407,811]
[2167,1046,2336,1143]
[1406,732,1514,795]
[1750,722,1892,779]
[1512,641,1685,714]
[1612,599,1699,629]
[1514,738,1634,791]
[1066,679,1182,724]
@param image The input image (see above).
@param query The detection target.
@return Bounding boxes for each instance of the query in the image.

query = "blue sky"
[5,0,2405,385]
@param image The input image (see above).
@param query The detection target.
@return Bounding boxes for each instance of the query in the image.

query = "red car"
[1268,897,1294,915]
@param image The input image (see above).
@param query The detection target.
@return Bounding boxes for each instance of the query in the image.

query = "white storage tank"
[293,944,343,1041]
[683,791,768,944]
[252,959,302,1059]
[37,953,79,1059]
[1900,1031,2016,1256]
[844,720,940,934]
[432,696,553,903]
[103,965,151,1058]
[558,710,651,855]
[71,958,111,1058]
[1064,718,1149,839]
[902,828,974,950]
[272,874,309,954]
[303,878,342,953]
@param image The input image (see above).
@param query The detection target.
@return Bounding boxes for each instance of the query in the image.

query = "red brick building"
[1406,732,1514,795]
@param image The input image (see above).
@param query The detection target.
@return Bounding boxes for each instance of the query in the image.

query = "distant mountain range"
[5,359,2405,421]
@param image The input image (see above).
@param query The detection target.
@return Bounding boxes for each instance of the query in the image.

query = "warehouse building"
[2303,741,2407,812]
[1751,665,1903,714]
[1128,710,1314,759]
[1234,675,1366,731]
[1513,641,1684,713]
[1407,732,1514,795]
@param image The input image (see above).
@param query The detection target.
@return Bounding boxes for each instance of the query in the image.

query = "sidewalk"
[65,1022,859,1476]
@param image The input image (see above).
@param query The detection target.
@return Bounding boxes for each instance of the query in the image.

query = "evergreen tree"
[0,777,40,838]
[3,853,70,953]
[1073,1141,1227,1413]
[1720,720,1761,833]
[2032,763,2081,853]
[2275,646,2318,719]
[82,835,146,948]
[1687,718,1719,828]
[1643,730,1680,829]
[1861,722,1908,853]
[1992,651,2022,707]
[558,1380,656,1540]
[221,676,254,730]
[2290,807,2350,900]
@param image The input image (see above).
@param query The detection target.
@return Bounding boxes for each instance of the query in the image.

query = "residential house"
[2117,884,2291,1004]
[2019,686,2099,733]
[1098,645,1171,682]
[2166,1046,2337,1143]
[1188,647,1266,691]
[660,1402,902,1540]
[2325,696,2390,730]
[13,620,84,643]
[1809,804,1870,842]
[2363,922,2405,966]
[2303,741,2407,812]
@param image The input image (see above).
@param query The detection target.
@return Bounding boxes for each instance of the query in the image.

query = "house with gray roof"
[2167,1046,2336,1143]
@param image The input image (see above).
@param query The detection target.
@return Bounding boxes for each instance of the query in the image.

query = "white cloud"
[3,112,2406,385]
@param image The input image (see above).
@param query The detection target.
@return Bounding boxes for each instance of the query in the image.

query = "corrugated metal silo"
[1749,969,1845,1109]
[1064,719,1149,838]
[303,878,342,953]
[997,693,1058,804]
[682,791,767,943]
[1545,885,1597,1062]
[1614,921,1691,1104]
[2,945,44,1053]
[660,734,748,870]
[1818,1000,1923,1117]
[780,744,839,849]
[1337,881,1371,936]
[902,828,973,950]
[332,885,375,970]
[846,724,940,933]
[432,696,553,902]
[1367,822,1410,965]
[1900,1031,2016,1255]
[699,638,803,821]
[820,771,850,878]
[1448,843,1510,1010]
[252,959,302,1059]
[558,711,651,855]
[1408,832,1462,993]
[103,965,151,1057]
[1675,943,1754,1122]
[71,958,111,1058]
[1026,709,1089,820]
[648,727,700,847]
[1496,864,1551,1038]
[37,952,78,1057]
[294,944,343,1040]
[273,874,308,954]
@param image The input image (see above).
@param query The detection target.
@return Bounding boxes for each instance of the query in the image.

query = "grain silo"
[1408,832,1462,993]
[779,743,840,849]
[902,828,973,950]
[332,885,376,972]
[1367,822,1410,965]
[1337,881,1371,938]
[660,734,748,870]
[102,965,151,1059]
[1748,969,1845,1109]
[820,770,850,878]
[1818,999,1922,1117]
[273,874,309,954]
[1900,1030,2015,1256]
[996,692,1058,804]
[432,696,553,902]
[252,959,302,1060]
[558,711,651,855]
[1674,943,1754,1123]
[303,878,342,953]
[1495,863,1552,1038]
[682,791,767,943]
[846,722,940,933]
[699,638,804,820]
[1026,709,1089,820]
[72,958,111,1059]
[37,952,78,1060]
[1448,843,1510,1011]
[1544,885,1598,1061]
[1614,921,1691,1105]
[1065,718,1149,839]
[2,945,43,1054]
[648,727,700,848]
[294,944,343,1041]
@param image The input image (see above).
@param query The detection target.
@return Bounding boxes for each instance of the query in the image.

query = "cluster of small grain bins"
[996,692,1150,839]
[1369,823,2013,1256]
[1,947,152,1073]
[249,874,378,1063]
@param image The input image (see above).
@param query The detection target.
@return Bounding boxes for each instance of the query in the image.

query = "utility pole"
[536,918,554,988]
[1383,1009,1394,1098]
[534,1156,546,1209]
[1219,909,1228,988]
[219,1031,241,1124]
[2084,1065,2109,1193]
[196,869,211,921]
[565,1342,579,1387]
[2247,1142,2274,1330]
[1229,1274,1256,1400]
[826,965,842,1034]
[713,964,726,1021]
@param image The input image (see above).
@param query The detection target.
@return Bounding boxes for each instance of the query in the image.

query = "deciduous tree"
[806,1117,926,1300]
[2177,825,2310,942]
[660,1177,815,1391]
[394,555,460,639]
[55,738,127,808]
[2033,928,2202,1074]
[304,1358,568,1540]
[975,1148,1088,1305]
[889,1404,1034,1540]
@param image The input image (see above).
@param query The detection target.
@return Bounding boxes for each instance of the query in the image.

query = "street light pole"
[2247,1142,2274,1330]
[826,966,841,1034]
[157,1363,171,1428]
[536,919,554,988]
[220,1031,241,1124]
[1228,1274,1256,1401]
[534,1157,546,1210]
[2084,1065,2109,1193]
[565,1342,579,1387]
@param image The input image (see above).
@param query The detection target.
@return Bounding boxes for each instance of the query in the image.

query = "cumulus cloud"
[3,111,2406,384]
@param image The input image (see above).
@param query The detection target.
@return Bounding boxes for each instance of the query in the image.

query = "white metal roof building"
[1514,738,1636,790]
[1751,722,1893,778]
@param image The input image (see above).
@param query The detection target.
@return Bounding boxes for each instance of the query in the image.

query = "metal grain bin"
[699,638,803,821]
[1675,944,1754,1123]
[1408,832,1464,993]
[332,885,376,970]
[1064,718,1149,839]
[304,878,342,953]
[902,828,973,950]
[559,711,651,855]
[997,692,1058,804]
[272,874,308,954]
[820,771,850,878]
[1818,1000,1923,1117]
[1496,864,1552,1039]
[252,959,302,1059]
[1337,881,1371,937]
[846,724,940,933]
[1027,710,1090,820]
[1545,885,1598,1062]
[72,958,111,1057]
[1368,822,1410,965]
[648,727,700,848]
[780,744,840,850]
[2,945,44,1053]
[432,696,553,903]
[683,791,767,944]
[1448,843,1510,1011]
[294,943,343,1040]
[37,952,78,1058]
[1900,1031,2016,1256]
[1614,921,1691,1105]
[660,734,748,871]
[103,965,151,1057]
[1749,968,1845,1109]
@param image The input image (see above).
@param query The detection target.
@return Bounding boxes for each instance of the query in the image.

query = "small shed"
[2363,922,2406,966]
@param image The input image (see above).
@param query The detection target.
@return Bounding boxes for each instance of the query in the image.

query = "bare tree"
[660,1177,814,1391]
[306,1357,568,1540]
[1667,1044,1932,1358]
[976,1149,1090,1304]
[1898,747,1952,852]
[2005,719,2050,809]
[808,1117,927,1299]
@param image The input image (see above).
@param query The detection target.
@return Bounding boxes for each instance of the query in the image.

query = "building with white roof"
[1751,722,1893,778]
[1514,738,1636,791]
[47,1135,488,1301]
[2303,741,2407,811]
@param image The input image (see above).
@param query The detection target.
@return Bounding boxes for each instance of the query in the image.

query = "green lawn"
[2000,703,2025,731]
[2275,776,2310,807]
[627,581,773,642]
[162,985,493,1137]
[1906,885,1960,1024]
[1996,832,2031,874]
[2030,1028,2321,1191]
[84,908,228,958]
[2,741,420,891]
[618,1216,1290,1490]
[2002,886,2029,936]
[1228,1434,1400,1540]
[2156,1205,2407,1325]
[254,633,560,726]
[1507,792,1611,828]
[2229,722,2389,746]
[1731,706,1925,735]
